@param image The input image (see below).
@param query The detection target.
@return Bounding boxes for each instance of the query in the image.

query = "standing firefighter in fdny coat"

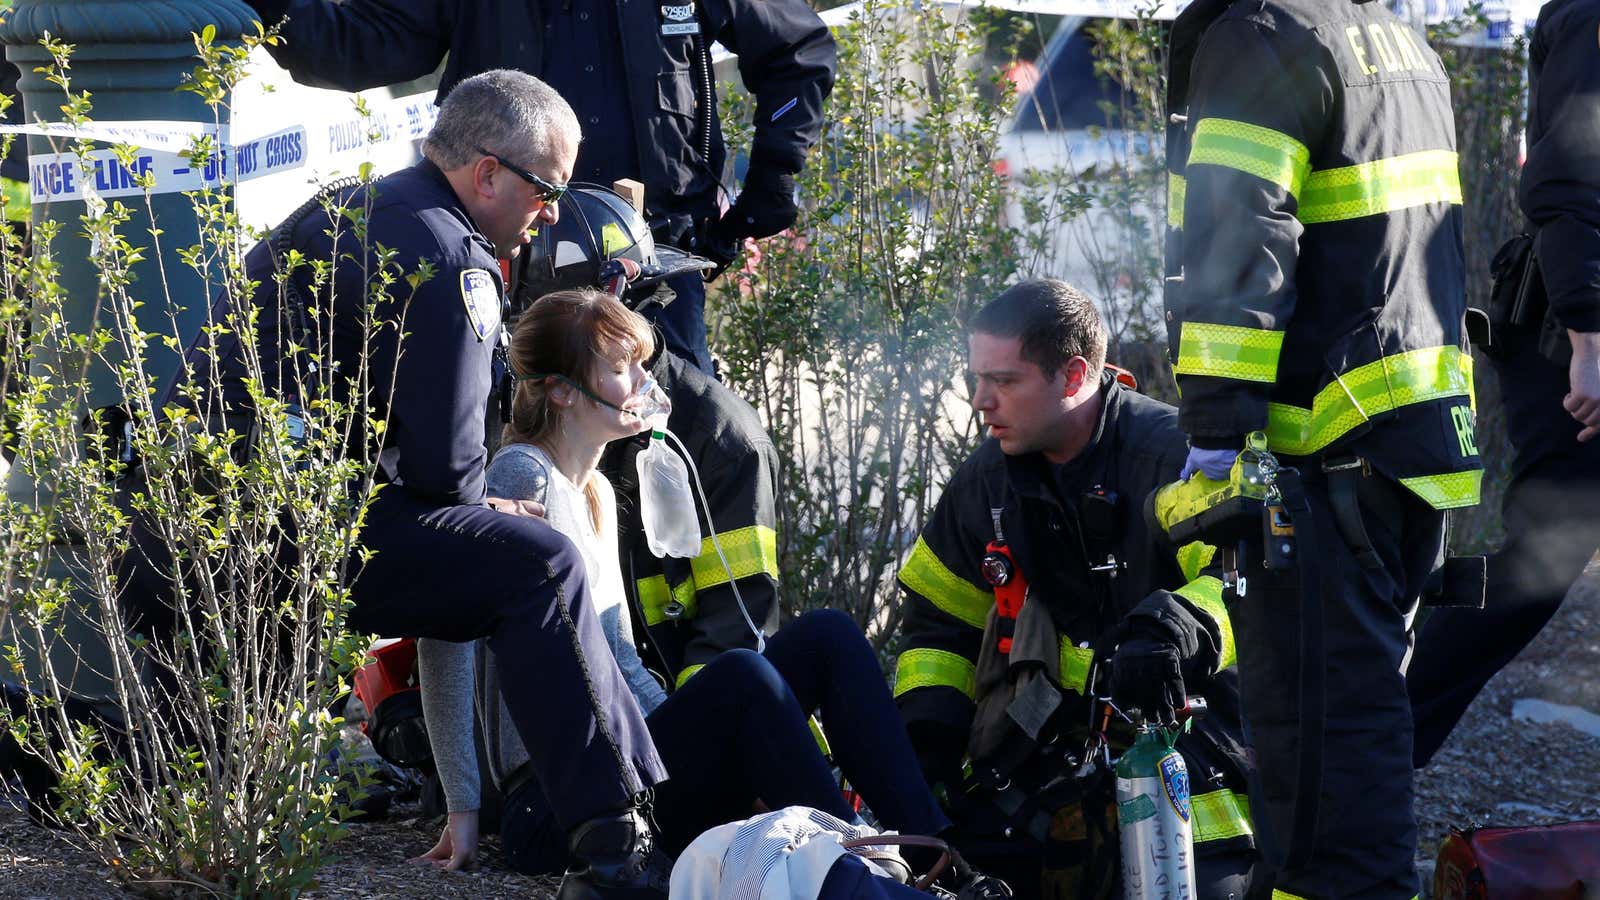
[1163,0,1479,895]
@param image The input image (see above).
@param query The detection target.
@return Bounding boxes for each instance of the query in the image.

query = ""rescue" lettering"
[1451,405,1478,458]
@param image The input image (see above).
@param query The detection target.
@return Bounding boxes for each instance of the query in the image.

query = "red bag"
[351,637,431,768]
[1434,823,1600,899]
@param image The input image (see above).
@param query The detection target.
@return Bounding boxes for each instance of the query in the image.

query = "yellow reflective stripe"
[1176,576,1234,671]
[2,177,28,223]
[899,537,992,631]
[1168,172,1186,229]
[894,648,976,700]
[637,574,698,627]
[1399,471,1482,510]
[1176,542,1216,583]
[1265,345,1474,457]
[1058,638,1095,694]
[808,716,832,758]
[1173,322,1285,384]
[690,525,779,590]
[1189,118,1311,196]
[1192,789,1252,843]
[1300,150,1461,224]
[1465,350,1477,409]
[601,221,632,255]
[675,664,704,689]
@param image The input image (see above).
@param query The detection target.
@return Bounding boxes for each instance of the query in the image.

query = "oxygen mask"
[622,376,672,431]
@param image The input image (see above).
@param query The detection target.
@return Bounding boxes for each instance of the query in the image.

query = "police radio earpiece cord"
[514,370,767,651]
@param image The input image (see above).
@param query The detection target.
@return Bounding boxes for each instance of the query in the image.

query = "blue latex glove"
[1181,446,1239,481]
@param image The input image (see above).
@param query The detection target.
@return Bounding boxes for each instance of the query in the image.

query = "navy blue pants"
[352,490,667,828]
[1410,325,1600,767]
[502,609,950,872]
[1238,471,1441,899]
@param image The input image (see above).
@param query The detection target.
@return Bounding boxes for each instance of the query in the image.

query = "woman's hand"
[411,809,481,872]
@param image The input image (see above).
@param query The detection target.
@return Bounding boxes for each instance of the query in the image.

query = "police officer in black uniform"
[173,71,671,899]
[1409,0,1600,768]
[1163,1,1478,895]
[241,0,836,375]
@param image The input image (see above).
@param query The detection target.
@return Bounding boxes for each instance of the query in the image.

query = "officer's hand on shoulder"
[486,496,547,518]
[711,164,798,245]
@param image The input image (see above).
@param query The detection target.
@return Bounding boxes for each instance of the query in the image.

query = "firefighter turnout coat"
[895,375,1254,858]
[600,347,782,688]
[1164,0,1482,505]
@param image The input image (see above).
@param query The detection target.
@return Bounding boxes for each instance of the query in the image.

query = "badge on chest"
[661,3,701,36]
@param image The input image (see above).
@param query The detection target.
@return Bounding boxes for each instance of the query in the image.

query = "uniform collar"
[414,157,458,202]
[411,157,498,261]
[1002,371,1124,503]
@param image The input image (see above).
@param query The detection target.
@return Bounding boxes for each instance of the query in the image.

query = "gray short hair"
[423,70,580,170]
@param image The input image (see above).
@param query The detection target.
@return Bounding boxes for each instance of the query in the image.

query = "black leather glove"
[947,848,1013,900]
[1100,619,1187,726]
[710,164,798,245]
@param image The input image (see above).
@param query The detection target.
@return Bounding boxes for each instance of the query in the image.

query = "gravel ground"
[1412,566,1600,890]
[4,572,1598,898]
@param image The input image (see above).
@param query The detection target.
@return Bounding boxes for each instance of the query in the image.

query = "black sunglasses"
[477,147,569,204]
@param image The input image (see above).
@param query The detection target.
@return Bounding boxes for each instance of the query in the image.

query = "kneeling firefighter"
[1158,0,1483,895]
[895,279,1258,898]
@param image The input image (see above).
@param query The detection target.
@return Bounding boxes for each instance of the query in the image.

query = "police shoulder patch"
[459,268,501,342]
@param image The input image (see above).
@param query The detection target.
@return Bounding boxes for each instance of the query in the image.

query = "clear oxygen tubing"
[660,426,767,654]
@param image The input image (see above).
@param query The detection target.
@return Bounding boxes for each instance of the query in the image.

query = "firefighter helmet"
[511,183,713,313]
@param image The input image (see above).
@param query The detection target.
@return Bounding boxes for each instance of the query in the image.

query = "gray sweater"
[418,443,668,813]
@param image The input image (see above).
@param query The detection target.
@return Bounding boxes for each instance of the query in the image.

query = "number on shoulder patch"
[459,268,501,342]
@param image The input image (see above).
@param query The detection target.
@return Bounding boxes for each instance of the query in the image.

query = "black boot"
[946,848,1012,900]
[556,806,671,899]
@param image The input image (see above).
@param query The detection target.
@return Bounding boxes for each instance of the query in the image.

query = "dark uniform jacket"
[215,161,503,506]
[1523,0,1600,332]
[249,0,836,217]
[1165,0,1481,510]
[599,347,781,688]
[895,375,1253,851]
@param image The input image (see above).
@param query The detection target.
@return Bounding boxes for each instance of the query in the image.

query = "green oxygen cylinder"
[1115,720,1197,899]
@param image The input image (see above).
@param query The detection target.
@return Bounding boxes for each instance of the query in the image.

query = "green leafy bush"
[1,29,402,896]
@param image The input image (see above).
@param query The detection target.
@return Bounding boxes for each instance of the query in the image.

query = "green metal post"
[0,0,258,699]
